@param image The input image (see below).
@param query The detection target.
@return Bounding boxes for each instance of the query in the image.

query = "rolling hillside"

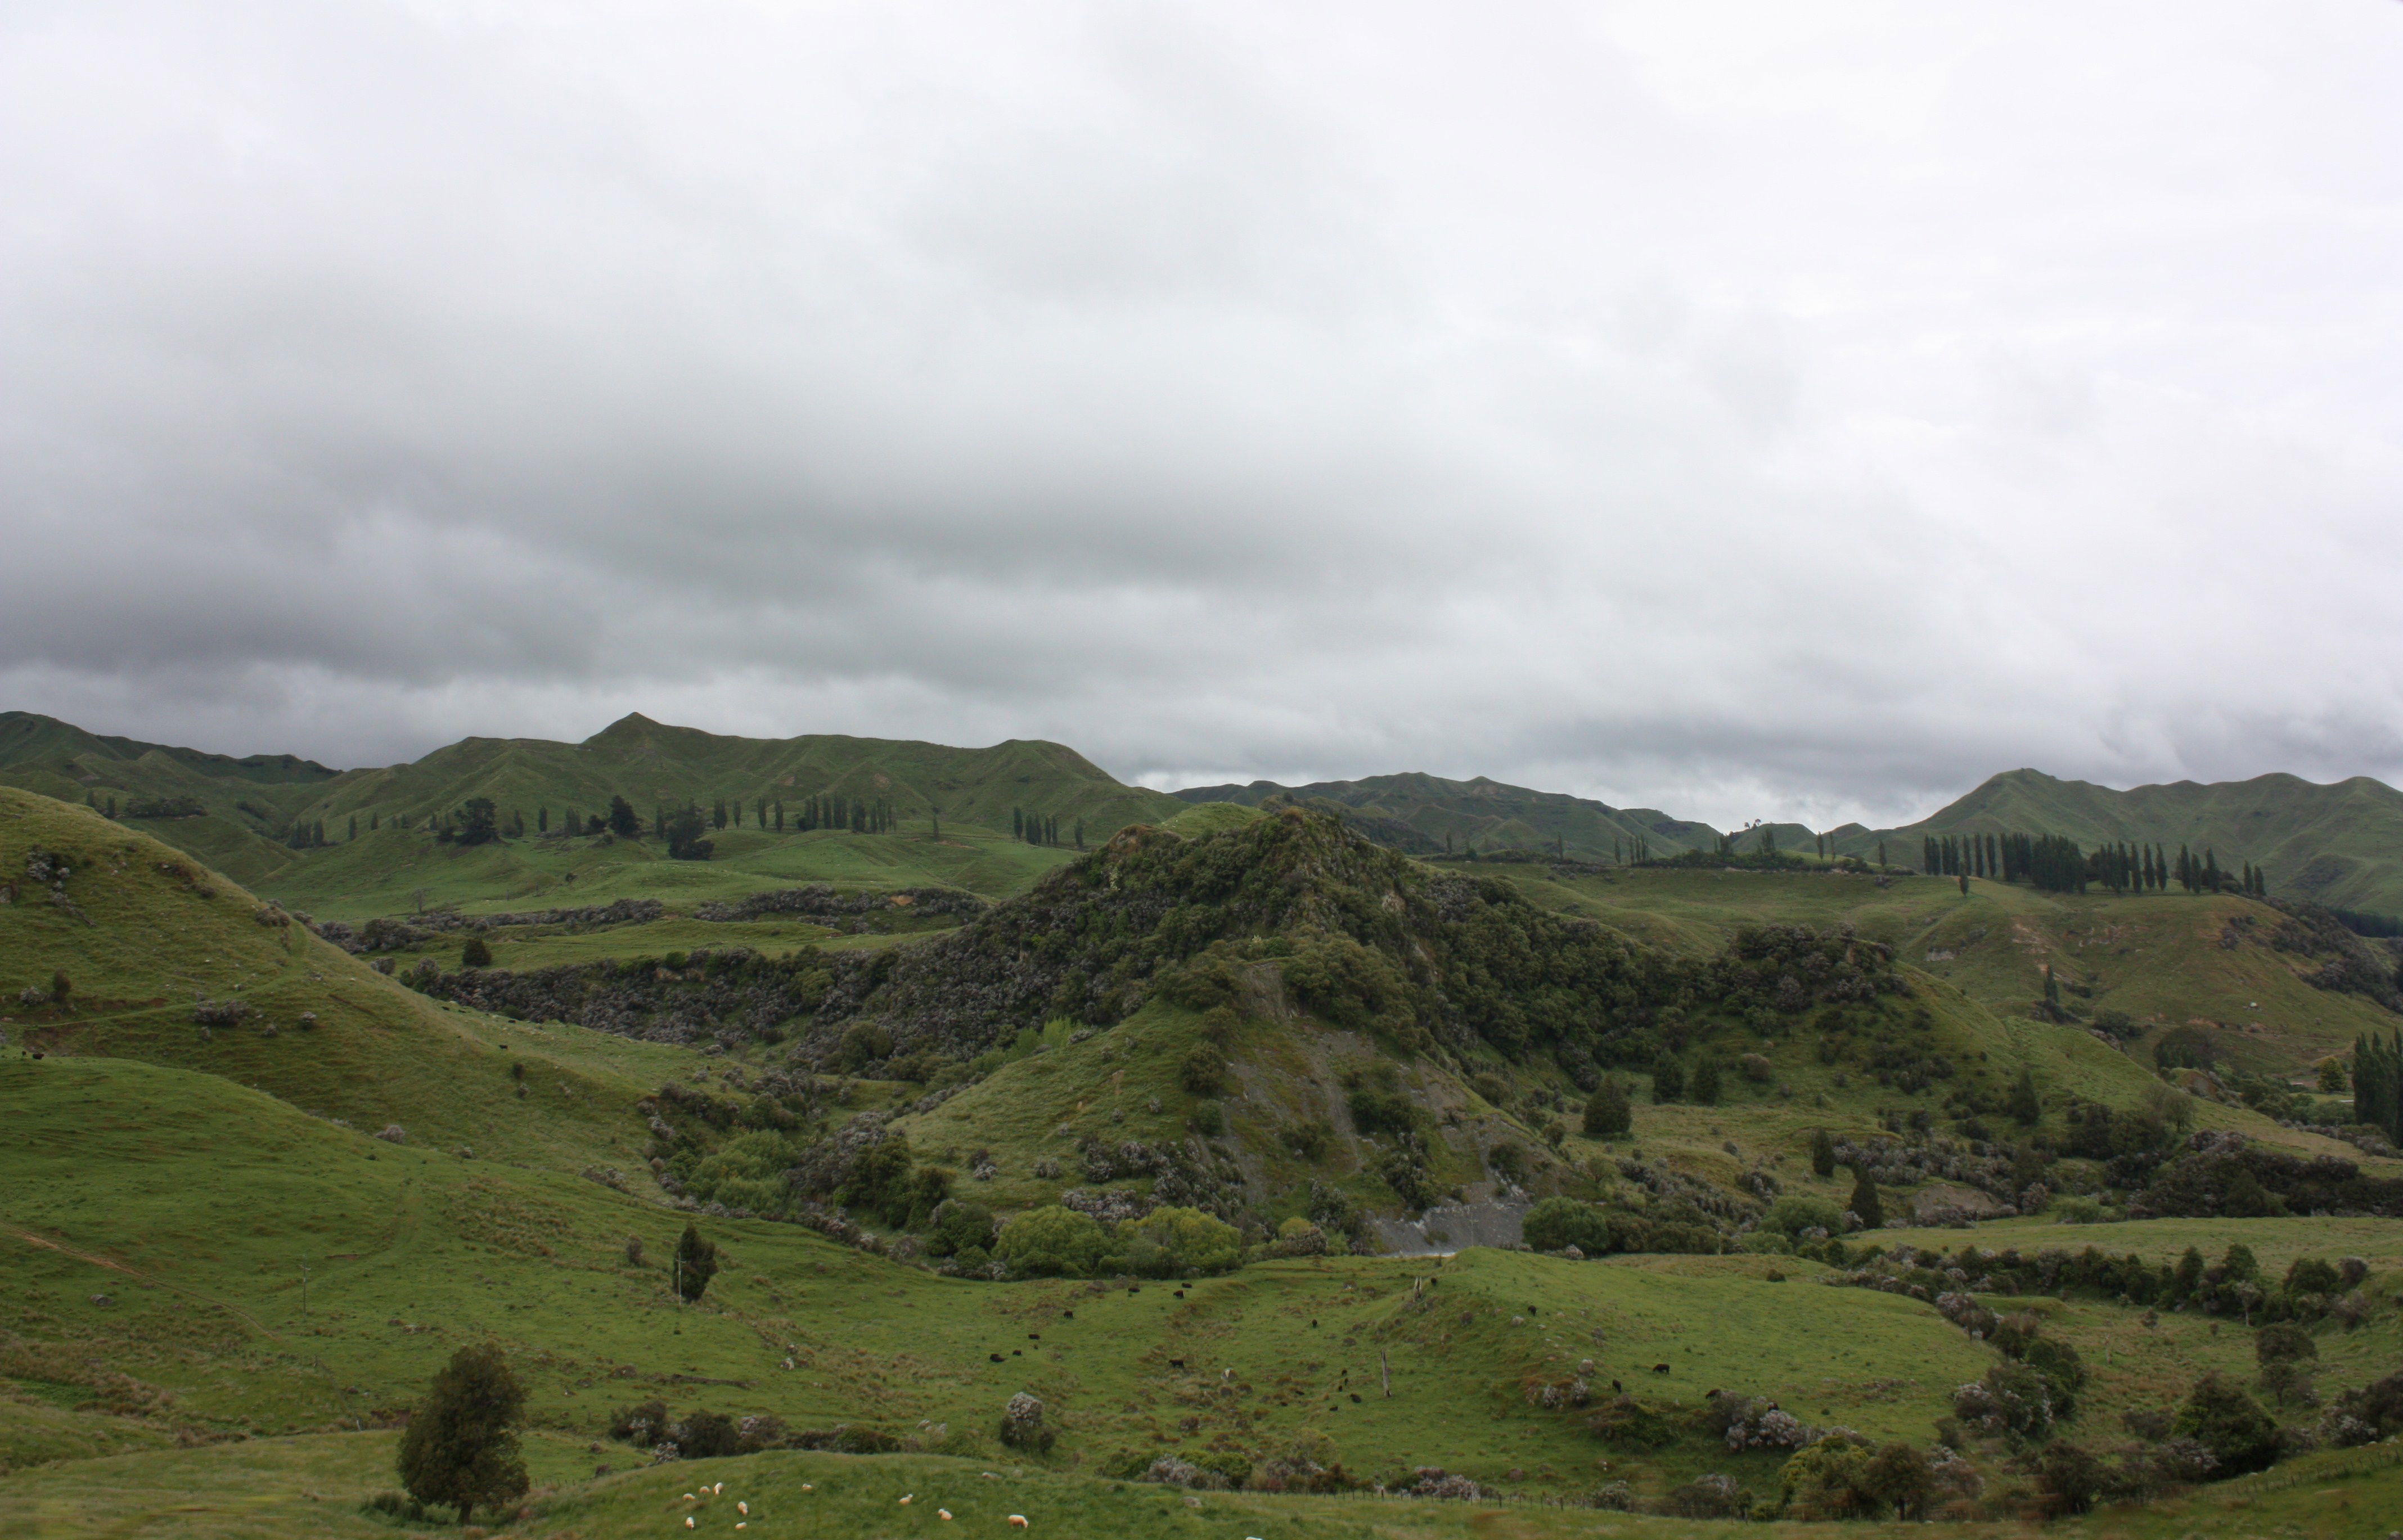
[1833,768,2403,916]
[1170,771,1763,860]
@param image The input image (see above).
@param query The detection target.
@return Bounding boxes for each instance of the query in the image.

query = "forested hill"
[288,714,1185,835]
[1168,771,1798,861]
[1832,768,2403,916]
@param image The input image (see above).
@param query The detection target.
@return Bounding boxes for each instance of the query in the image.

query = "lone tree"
[461,935,493,969]
[1582,1078,1631,1138]
[673,1222,719,1303]
[606,795,641,838]
[396,1341,529,1524]
[1810,1127,1837,1178]
[1650,1053,1685,1105]
[1847,1166,1885,1229]
[1689,1055,1722,1106]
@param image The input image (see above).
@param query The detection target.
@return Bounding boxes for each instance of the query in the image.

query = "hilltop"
[1171,770,1774,860]
[1835,768,2403,917]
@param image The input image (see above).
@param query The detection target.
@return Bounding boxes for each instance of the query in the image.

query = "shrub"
[998,1392,1054,1452]
[1180,1045,1227,1096]
[1187,1101,1224,1138]
[396,1341,529,1524]
[461,935,494,969]
[1810,1127,1836,1178]
[673,1409,741,1459]
[673,1223,718,1303]
[1689,1055,1722,1106]
[1522,1196,1612,1255]
[1762,1194,1844,1237]
[2255,1322,2316,1365]
[1587,1394,1679,1449]
[1847,1168,1884,1228]
[2172,1372,2281,1476]
[1659,1473,1743,1518]
[1651,1055,1685,1104]
[1779,1436,1874,1519]
[2030,1440,2104,1515]
[926,1199,996,1258]
[996,1205,1109,1277]
[2284,1257,2342,1296]
[1952,1361,2053,1443]
[1581,1079,1631,1138]
[834,1022,893,1072]
[1860,1442,1934,1519]
[1127,1206,1242,1275]
[1345,1084,1416,1137]
[1739,1052,1772,1082]
[1280,1118,1330,1159]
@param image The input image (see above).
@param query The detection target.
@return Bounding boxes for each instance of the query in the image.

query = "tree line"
[1012,807,1082,849]
[1922,832,2270,897]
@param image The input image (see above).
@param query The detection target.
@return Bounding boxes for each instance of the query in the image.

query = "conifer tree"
[773,799,784,831]
[349,814,358,840]
[1582,1078,1632,1138]
[673,1222,719,1303]
[1810,1127,1836,1178]
[2007,1067,2042,1125]
[1013,807,1024,839]
[372,812,381,831]
[1074,818,1084,849]
[1690,1054,1722,1106]
[1651,1053,1685,1104]
[1847,1167,1884,1228]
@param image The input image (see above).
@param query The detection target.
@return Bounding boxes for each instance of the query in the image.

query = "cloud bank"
[4,1,2400,827]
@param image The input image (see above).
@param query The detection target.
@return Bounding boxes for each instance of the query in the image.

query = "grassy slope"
[1838,767,2403,916]
[0,788,690,1169]
[251,820,1082,922]
[1501,864,2397,1085]
[11,1399,2403,1539]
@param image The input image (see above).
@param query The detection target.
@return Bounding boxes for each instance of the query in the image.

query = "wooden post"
[1380,1346,1391,1398]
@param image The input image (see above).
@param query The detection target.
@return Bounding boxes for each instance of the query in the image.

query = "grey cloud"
[3,1,2401,828]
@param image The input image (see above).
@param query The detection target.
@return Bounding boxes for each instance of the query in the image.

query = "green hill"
[1172,771,1734,859]
[1837,768,2403,915]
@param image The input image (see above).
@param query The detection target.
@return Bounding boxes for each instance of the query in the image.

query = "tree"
[456,797,498,847]
[1522,1196,1613,1254]
[1847,1167,1884,1228]
[2006,1068,2041,1125]
[665,805,714,862]
[49,970,71,1008]
[2171,1371,2281,1476]
[1651,1053,1685,1104]
[672,1222,718,1303]
[1689,1054,1722,1106]
[1582,1078,1631,1138]
[395,1341,529,1524]
[606,795,640,838]
[1811,1127,1837,1178]
[461,935,493,969]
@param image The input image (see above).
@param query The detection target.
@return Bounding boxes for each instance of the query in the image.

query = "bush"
[1522,1196,1613,1255]
[461,935,494,969]
[1127,1206,1241,1275]
[2255,1322,2316,1365]
[1581,1079,1631,1138]
[1180,1045,1228,1096]
[1651,1055,1685,1104]
[2172,1372,2281,1476]
[1689,1056,1722,1106]
[1762,1194,1844,1238]
[996,1205,1109,1277]
[673,1223,718,1303]
[674,1409,741,1459]
[999,1392,1054,1452]
[1346,1084,1416,1137]
[1779,1436,1873,1519]
[926,1199,996,1258]
[1281,1119,1331,1160]
[1952,1361,2054,1443]
[2030,1441,2104,1516]
[1810,1127,1836,1177]
[1187,1101,1224,1138]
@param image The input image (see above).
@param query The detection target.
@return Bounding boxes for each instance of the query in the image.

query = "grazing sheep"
[1007,1516,1028,1528]
[1652,1363,1671,1375]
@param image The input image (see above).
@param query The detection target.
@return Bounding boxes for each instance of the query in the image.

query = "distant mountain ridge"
[1169,771,1803,859]
[1835,767,2403,916]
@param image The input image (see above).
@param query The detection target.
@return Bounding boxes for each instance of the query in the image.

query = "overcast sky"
[5,2,2400,828]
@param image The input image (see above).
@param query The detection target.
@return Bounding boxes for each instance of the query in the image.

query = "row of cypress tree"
[1923,831,2270,898]
[1012,808,1083,848]
[2353,1030,2403,1146]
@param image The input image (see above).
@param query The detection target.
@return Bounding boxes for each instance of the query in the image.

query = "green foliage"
[925,1200,996,1258]
[1847,1167,1884,1228]
[2254,1322,2316,1365]
[395,1341,528,1524]
[2006,1068,2041,1125]
[1178,1044,1227,1096]
[1586,1394,1680,1449]
[1581,1078,1630,1138]
[1522,1196,1612,1254]
[1186,1100,1223,1138]
[1810,1127,1836,1178]
[1688,1054,1721,1106]
[1344,1083,1417,1137]
[1779,1435,1875,1519]
[995,1205,1109,1277]
[2172,1371,2282,1476]
[461,934,494,969]
[678,1129,802,1213]
[842,1135,916,1226]
[1125,1206,1241,1276]
[1762,1194,1844,1237]
[1650,1053,1685,1104]
[673,1222,718,1303]
[605,795,640,839]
